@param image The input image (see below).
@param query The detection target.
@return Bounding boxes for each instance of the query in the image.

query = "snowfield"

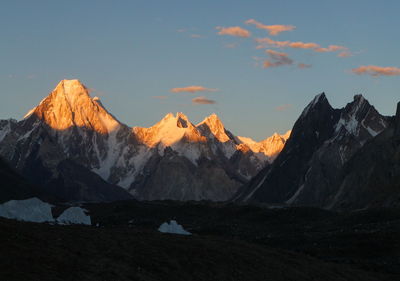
[0,198,53,223]
[0,198,92,225]
[158,220,191,235]
[56,207,91,225]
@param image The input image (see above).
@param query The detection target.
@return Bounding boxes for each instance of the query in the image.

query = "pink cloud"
[352,65,400,77]
[170,86,218,94]
[298,63,312,69]
[337,51,352,57]
[314,45,347,52]
[216,26,251,38]
[245,19,295,36]
[275,104,293,111]
[192,96,216,105]
[263,49,293,68]
[255,38,350,55]
[256,37,319,49]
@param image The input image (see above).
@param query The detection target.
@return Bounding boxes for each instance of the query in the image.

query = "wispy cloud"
[263,49,293,68]
[256,37,319,49]
[177,28,187,33]
[216,26,251,38]
[245,19,295,36]
[314,45,347,53]
[298,63,312,69]
[192,96,216,105]
[170,86,218,93]
[275,104,293,111]
[352,65,400,77]
[255,37,350,56]
[337,51,352,58]
[191,34,202,38]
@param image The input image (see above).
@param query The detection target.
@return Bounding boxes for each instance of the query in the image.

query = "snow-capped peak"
[24,79,121,134]
[196,113,232,143]
[134,112,205,147]
[334,94,387,139]
[237,130,291,161]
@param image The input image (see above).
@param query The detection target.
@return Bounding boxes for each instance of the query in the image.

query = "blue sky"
[1,0,399,140]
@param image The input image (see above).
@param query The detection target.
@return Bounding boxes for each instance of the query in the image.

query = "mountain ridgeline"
[235,93,400,210]
[0,80,288,202]
[0,79,398,210]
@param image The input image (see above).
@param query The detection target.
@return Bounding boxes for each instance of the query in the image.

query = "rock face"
[235,93,390,209]
[328,101,400,209]
[0,157,48,203]
[0,79,288,202]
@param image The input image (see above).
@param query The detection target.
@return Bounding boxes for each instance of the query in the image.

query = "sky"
[1,0,399,140]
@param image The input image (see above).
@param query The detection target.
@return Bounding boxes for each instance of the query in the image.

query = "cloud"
[256,37,319,49]
[298,63,312,69]
[192,96,216,105]
[337,51,352,57]
[289,42,320,49]
[314,45,347,52]
[216,26,251,38]
[245,19,295,36]
[352,65,400,77]
[275,104,293,111]
[170,86,218,93]
[153,95,168,99]
[256,38,350,55]
[191,34,202,38]
[177,28,187,33]
[263,49,293,68]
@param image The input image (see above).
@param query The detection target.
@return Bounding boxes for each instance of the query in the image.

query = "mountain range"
[0,79,398,210]
[0,79,288,202]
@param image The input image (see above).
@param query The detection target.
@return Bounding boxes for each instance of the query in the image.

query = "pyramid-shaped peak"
[300,92,331,118]
[198,113,224,127]
[24,79,120,133]
[196,113,232,143]
[310,92,327,106]
[55,79,87,93]
[52,79,91,105]
[353,94,366,102]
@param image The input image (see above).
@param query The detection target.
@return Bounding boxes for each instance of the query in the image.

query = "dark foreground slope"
[2,200,399,280]
[0,214,394,281]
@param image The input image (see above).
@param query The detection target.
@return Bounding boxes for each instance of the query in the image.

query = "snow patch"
[0,198,54,223]
[158,220,191,235]
[57,207,91,225]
